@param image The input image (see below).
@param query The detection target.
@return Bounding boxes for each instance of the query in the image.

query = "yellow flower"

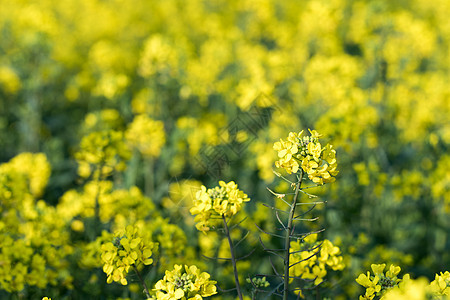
[8,152,51,198]
[356,263,407,299]
[371,264,386,276]
[289,235,344,293]
[383,277,432,300]
[429,271,450,296]
[153,265,217,300]
[75,130,131,179]
[101,225,155,285]
[274,138,300,174]
[356,272,381,298]
[125,114,166,158]
[0,66,21,94]
[190,181,250,233]
[386,264,401,278]
[274,129,338,184]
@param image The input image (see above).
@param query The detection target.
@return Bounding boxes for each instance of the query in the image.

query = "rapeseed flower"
[101,225,155,285]
[274,129,338,184]
[290,234,344,287]
[75,130,131,179]
[429,271,450,296]
[190,181,250,233]
[356,263,407,299]
[153,264,217,300]
[125,114,166,158]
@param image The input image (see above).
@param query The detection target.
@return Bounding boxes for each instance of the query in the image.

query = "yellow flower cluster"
[81,109,123,134]
[150,218,188,271]
[153,264,217,300]
[356,263,407,299]
[190,181,250,232]
[0,65,21,94]
[358,269,450,300]
[125,114,166,158]
[273,130,338,184]
[7,152,51,198]
[289,234,345,286]
[57,181,155,225]
[57,177,190,275]
[382,277,432,300]
[429,271,450,296]
[0,153,73,293]
[75,130,131,179]
[101,225,155,285]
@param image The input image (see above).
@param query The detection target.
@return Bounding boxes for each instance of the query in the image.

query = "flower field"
[0,0,449,299]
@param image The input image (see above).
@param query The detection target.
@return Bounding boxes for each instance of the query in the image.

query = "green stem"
[125,149,140,188]
[92,163,104,241]
[144,158,154,197]
[283,170,303,300]
[133,264,151,299]
[252,291,257,300]
[222,215,244,300]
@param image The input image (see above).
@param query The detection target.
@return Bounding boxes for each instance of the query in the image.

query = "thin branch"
[216,285,237,293]
[267,187,287,200]
[283,171,303,300]
[289,250,320,268]
[294,203,317,218]
[229,216,248,231]
[290,228,326,238]
[293,216,319,221]
[236,248,256,261]
[258,237,285,252]
[255,224,286,239]
[222,215,243,300]
[275,211,287,229]
[270,256,281,277]
[259,238,285,260]
[234,230,250,248]
[295,201,326,206]
[132,265,151,299]
[289,242,323,255]
[300,184,321,190]
[267,187,292,207]
[262,203,289,214]
[272,170,296,185]
[263,282,284,299]
[201,254,232,261]
[299,189,318,198]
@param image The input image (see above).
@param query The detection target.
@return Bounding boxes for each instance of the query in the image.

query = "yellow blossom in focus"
[190,181,250,233]
[429,271,450,296]
[274,129,338,184]
[289,233,345,294]
[153,264,217,300]
[356,263,408,299]
[101,225,156,285]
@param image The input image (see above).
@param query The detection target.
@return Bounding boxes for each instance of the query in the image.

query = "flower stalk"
[222,215,243,300]
[283,170,303,300]
[133,264,151,299]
